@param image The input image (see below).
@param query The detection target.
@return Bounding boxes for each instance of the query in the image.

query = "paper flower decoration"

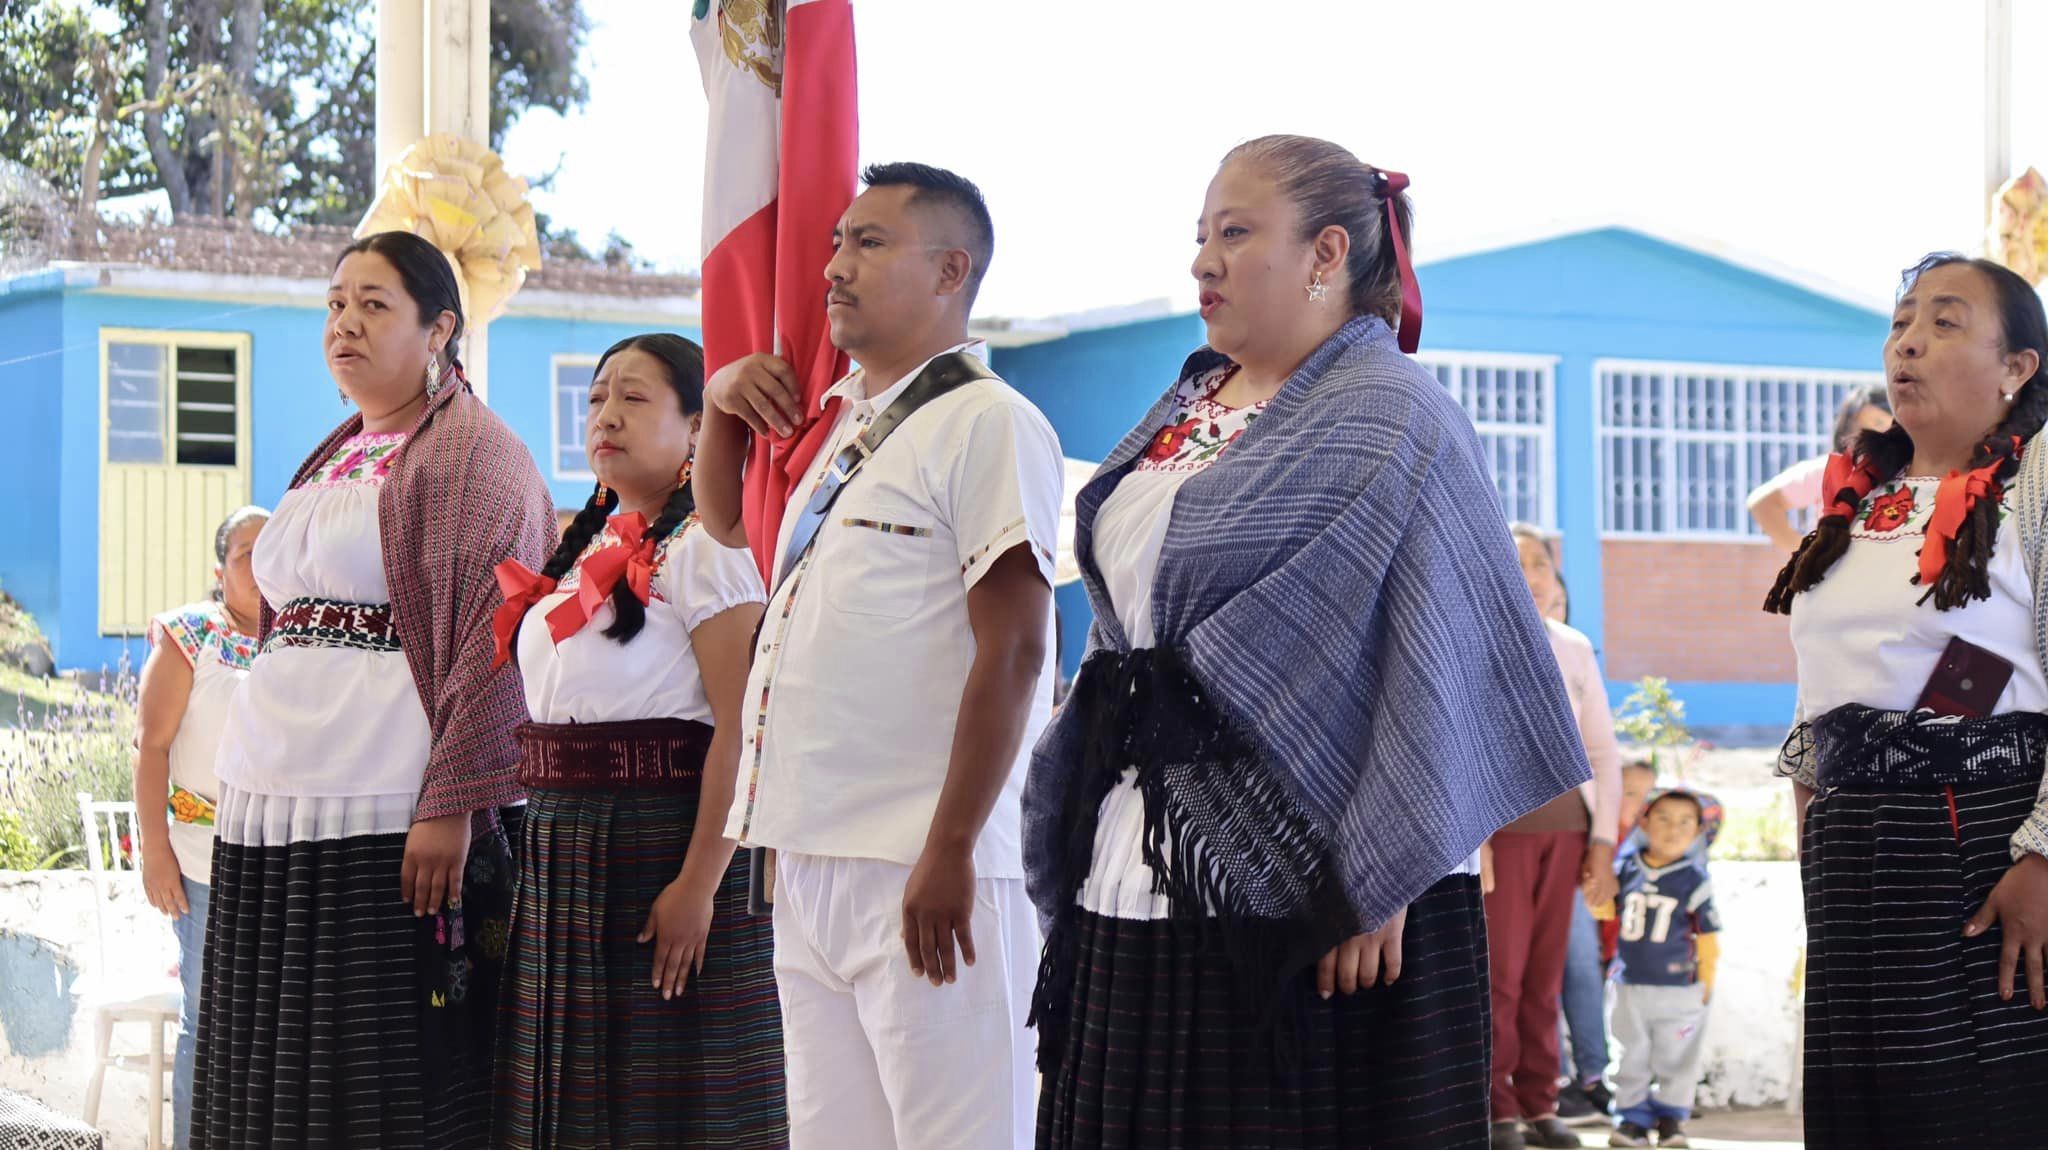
[356,134,543,324]
[1990,167,2048,287]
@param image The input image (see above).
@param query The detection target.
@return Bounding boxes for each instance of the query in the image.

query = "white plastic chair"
[75,793,177,1150]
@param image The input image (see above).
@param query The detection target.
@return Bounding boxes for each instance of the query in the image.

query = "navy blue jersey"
[1612,853,1720,987]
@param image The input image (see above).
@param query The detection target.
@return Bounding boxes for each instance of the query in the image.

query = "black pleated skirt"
[1035,873,1493,1150]
[1801,705,2048,1148]
[193,821,512,1149]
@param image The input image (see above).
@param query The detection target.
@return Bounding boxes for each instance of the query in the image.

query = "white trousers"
[773,851,1039,1150]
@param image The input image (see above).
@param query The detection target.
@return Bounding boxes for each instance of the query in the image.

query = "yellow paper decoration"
[356,134,543,324]
[1990,167,2048,287]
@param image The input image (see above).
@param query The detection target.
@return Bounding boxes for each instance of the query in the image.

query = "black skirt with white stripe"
[193,817,514,1149]
[1800,704,2048,1149]
[1035,873,1493,1150]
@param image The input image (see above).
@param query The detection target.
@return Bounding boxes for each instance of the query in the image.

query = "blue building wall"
[0,275,69,653]
[0,277,700,670]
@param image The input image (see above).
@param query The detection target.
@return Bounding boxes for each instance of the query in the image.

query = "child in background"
[1600,790,1720,1148]
[1557,758,1658,1123]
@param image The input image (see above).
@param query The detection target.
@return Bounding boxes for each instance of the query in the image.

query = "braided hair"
[535,333,707,646]
[1765,254,2048,614]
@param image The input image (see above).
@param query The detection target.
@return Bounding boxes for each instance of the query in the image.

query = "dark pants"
[1558,893,1608,1084]
[1484,830,1586,1122]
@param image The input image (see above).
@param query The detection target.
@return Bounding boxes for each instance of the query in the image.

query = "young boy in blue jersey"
[1600,790,1719,1148]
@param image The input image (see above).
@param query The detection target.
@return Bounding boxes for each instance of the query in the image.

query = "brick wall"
[1599,540,1797,682]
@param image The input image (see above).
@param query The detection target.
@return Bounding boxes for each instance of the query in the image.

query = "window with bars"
[1415,351,1558,528]
[551,355,599,479]
[103,337,244,467]
[1596,359,1882,538]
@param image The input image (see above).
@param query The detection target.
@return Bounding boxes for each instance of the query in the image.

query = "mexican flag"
[691,0,859,581]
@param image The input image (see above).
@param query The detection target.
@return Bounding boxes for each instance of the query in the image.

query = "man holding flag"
[695,159,1061,1149]
[691,11,1062,1140]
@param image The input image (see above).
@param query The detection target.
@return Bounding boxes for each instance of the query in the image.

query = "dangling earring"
[338,388,349,406]
[423,351,442,398]
[593,480,609,508]
[1305,271,1328,303]
[676,458,695,488]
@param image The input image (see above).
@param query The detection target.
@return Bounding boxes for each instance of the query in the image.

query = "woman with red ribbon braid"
[1026,136,1590,1150]
[1766,254,2048,1148]
[489,333,784,1148]
[196,232,554,1149]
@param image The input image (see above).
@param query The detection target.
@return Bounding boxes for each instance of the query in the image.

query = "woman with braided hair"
[490,333,783,1148]
[1768,253,2048,1147]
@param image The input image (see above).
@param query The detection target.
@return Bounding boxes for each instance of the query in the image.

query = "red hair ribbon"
[491,561,557,670]
[1820,452,1880,523]
[1375,168,1423,354]
[488,512,659,668]
[1918,440,2021,587]
[548,511,657,644]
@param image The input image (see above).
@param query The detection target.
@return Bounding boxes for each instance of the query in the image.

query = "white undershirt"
[1792,475,2048,722]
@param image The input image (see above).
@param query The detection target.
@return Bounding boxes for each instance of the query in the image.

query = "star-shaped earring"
[1306,272,1328,303]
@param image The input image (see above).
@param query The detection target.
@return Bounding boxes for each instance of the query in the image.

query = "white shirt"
[725,341,1065,879]
[1792,475,2048,721]
[518,517,764,724]
[215,432,431,845]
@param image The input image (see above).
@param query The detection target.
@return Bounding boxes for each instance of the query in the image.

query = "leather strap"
[772,351,996,593]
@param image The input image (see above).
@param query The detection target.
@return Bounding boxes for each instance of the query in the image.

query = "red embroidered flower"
[1145,418,1201,462]
[1863,486,1916,533]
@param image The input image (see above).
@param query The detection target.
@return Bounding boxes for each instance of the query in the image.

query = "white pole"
[422,0,494,400]
[374,0,425,183]
[1986,0,2014,236]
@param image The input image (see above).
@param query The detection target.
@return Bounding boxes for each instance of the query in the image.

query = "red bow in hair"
[1919,437,2023,587]
[491,562,557,670]
[1820,452,1880,523]
[1375,168,1423,354]
[488,512,659,669]
[555,512,657,639]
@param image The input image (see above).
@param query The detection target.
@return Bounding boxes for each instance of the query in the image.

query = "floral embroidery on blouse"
[1850,476,2011,542]
[1137,364,1266,475]
[556,513,695,602]
[168,783,216,826]
[1862,486,1916,533]
[306,432,406,488]
[151,601,256,672]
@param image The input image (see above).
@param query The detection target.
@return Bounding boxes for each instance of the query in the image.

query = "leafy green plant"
[1614,676,1694,782]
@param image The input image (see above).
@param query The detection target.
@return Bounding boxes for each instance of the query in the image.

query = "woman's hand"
[400,812,470,917]
[1581,839,1619,908]
[1316,905,1408,997]
[141,837,189,919]
[638,876,717,1000]
[1965,852,2048,1009]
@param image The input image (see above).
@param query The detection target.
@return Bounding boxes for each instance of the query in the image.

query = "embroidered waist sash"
[262,597,400,655]
[1794,704,2048,790]
[515,718,713,792]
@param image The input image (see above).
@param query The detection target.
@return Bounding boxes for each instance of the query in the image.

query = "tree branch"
[138,0,189,217]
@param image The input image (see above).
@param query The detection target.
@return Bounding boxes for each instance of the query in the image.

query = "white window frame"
[1414,349,1559,529]
[550,353,601,481]
[1595,357,1884,541]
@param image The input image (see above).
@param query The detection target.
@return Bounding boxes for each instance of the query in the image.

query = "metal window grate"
[1596,359,1882,539]
[1415,351,1559,528]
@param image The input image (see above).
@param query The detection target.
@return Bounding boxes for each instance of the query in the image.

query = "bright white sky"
[501,0,2048,321]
